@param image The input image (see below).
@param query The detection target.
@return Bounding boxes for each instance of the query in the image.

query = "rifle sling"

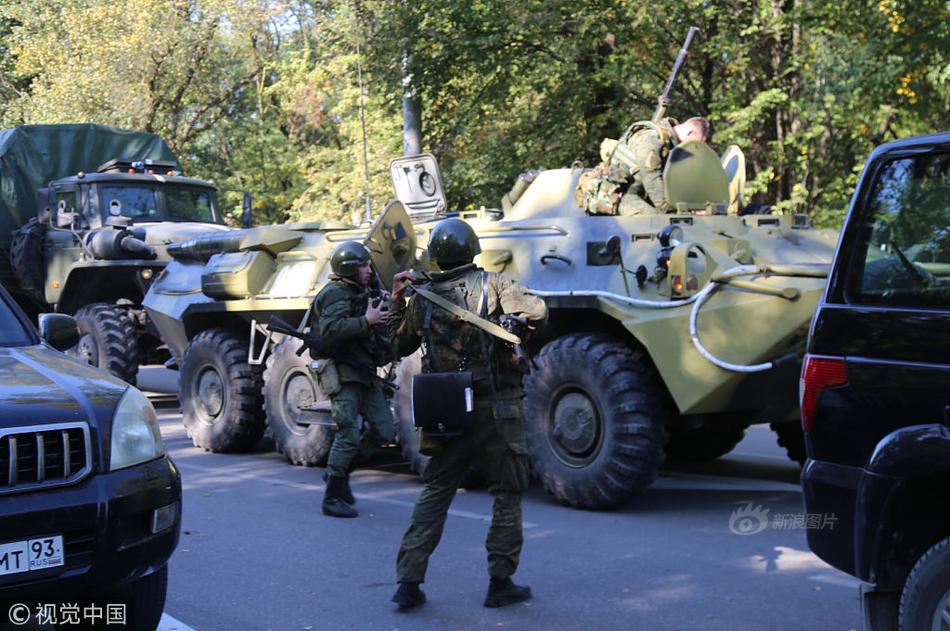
[412,286,521,345]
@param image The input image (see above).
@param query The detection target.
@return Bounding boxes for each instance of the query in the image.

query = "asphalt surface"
[128,367,863,631]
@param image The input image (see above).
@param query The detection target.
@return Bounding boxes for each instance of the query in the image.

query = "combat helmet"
[428,218,481,269]
[330,241,371,278]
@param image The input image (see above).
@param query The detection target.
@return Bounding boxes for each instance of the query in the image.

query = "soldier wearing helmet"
[311,241,394,518]
[387,218,547,610]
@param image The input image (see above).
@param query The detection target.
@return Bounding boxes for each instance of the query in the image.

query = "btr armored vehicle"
[0,124,233,384]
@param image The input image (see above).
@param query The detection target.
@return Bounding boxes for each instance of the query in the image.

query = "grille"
[0,423,91,493]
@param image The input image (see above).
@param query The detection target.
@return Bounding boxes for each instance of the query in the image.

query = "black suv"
[802,132,950,630]
[0,285,180,629]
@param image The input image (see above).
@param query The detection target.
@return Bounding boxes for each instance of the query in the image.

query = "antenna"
[357,42,372,224]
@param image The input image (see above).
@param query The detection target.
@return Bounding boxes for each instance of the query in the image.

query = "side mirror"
[38,314,80,352]
[242,192,252,228]
[55,200,78,229]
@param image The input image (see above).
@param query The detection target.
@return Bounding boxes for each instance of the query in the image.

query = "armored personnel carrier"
[0,124,233,384]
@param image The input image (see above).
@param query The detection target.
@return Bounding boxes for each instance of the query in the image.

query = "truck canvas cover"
[0,124,180,248]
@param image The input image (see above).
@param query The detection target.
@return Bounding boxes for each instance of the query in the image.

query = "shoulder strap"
[412,285,521,345]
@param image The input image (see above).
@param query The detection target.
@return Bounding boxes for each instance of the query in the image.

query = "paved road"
[137,368,863,631]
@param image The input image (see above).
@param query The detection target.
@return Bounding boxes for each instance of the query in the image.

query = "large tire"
[899,536,950,631]
[392,350,429,475]
[524,333,670,510]
[84,565,168,631]
[666,418,746,462]
[9,218,47,303]
[770,421,806,466]
[180,328,265,452]
[69,303,139,385]
[263,337,334,466]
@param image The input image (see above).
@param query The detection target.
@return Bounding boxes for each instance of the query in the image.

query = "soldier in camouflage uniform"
[579,116,712,216]
[313,241,393,519]
[388,218,547,611]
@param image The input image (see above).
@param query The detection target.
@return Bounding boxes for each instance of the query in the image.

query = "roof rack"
[97,158,180,175]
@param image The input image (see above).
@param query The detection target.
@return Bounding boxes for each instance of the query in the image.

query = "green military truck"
[0,124,233,384]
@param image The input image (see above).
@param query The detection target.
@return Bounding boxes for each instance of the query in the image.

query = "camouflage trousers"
[396,403,530,584]
[326,381,394,478]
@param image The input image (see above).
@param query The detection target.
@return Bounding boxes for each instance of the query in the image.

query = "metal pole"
[357,43,372,223]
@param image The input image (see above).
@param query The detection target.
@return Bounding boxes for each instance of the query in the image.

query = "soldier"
[580,116,712,216]
[387,218,547,610]
[313,241,394,519]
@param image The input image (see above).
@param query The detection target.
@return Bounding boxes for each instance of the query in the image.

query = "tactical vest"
[577,119,674,215]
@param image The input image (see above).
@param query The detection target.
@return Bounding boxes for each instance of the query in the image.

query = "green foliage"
[0,0,945,227]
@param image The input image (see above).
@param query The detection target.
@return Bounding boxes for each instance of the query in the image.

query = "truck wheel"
[770,421,806,466]
[666,420,746,462]
[524,333,670,510]
[95,564,167,631]
[393,350,429,475]
[899,536,950,631]
[180,328,264,452]
[263,337,333,466]
[9,218,47,303]
[69,303,139,385]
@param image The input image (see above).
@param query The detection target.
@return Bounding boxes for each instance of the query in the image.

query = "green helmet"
[428,218,481,269]
[330,241,371,278]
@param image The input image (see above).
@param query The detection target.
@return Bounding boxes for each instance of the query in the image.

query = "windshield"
[165,186,216,222]
[99,184,218,223]
[0,291,36,347]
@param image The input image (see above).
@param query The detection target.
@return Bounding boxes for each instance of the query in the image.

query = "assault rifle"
[266,316,398,394]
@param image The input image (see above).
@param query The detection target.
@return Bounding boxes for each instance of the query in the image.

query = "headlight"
[110,387,165,471]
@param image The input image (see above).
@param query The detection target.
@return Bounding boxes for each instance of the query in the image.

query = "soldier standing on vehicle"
[387,218,547,610]
[312,241,394,519]
[580,116,712,216]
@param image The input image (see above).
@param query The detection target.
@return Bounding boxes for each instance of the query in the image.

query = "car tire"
[524,333,670,510]
[666,419,746,462]
[263,337,333,466]
[69,303,139,385]
[87,565,167,631]
[9,218,47,303]
[899,536,950,631]
[180,328,265,452]
[770,421,806,466]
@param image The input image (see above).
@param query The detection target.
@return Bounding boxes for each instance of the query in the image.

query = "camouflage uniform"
[579,118,679,216]
[313,278,394,478]
[389,264,546,584]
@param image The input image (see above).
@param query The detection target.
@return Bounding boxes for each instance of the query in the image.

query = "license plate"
[0,535,64,576]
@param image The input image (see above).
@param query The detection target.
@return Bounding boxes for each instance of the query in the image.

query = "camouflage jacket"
[618,118,678,215]
[311,278,392,386]
[388,264,547,397]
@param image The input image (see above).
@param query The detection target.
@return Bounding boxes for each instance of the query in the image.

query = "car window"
[852,152,950,308]
[165,187,215,223]
[0,292,36,347]
[100,185,160,220]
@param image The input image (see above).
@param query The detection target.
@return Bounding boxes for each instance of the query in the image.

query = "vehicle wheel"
[524,333,670,510]
[92,565,167,631]
[899,536,950,631]
[666,420,746,462]
[69,303,139,385]
[263,337,333,466]
[180,328,265,452]
[393,350,429,475]
[770,421,806,466]
[9,218,47,303]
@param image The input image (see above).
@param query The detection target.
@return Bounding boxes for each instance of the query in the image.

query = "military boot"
[483,577,532,608]
[392,582,426,611]
[322,476,358,518]
[323,471,355,506]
